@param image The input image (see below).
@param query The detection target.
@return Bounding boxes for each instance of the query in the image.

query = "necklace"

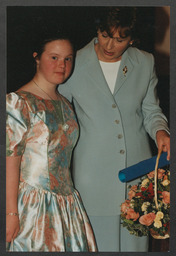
[33,80,59,100]
[32,80,69,131]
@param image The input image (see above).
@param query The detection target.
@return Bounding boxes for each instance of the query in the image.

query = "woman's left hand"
[156,130,170,160]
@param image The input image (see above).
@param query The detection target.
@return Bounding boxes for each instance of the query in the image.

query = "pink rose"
[147,171,155,179]
[139,212,156,226]
[158,169,165,179]
[162,191,170,204]
[121,200,130,213]
[128,185,138,200]
[126,208,139,221]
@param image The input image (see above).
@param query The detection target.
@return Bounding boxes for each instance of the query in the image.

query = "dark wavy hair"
[96,7,138,43]
[33,28,75,60]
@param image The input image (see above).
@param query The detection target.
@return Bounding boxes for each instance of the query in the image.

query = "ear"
[33,52,39,63]
[129,40,134,46]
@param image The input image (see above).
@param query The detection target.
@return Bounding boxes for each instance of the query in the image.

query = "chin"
[56,78,66,84]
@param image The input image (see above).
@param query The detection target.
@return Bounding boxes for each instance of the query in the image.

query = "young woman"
[6,34,97,252]
[58,7,170,251]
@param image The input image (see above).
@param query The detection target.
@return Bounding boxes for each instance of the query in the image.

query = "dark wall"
[7,6,169,125]
[7,6,155,92]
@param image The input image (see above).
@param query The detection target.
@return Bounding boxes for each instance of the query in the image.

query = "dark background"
[7,6,169,122]
[6,6,170,252]
[7,6,156,90]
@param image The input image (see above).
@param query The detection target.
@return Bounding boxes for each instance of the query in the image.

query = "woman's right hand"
[6,215,20,242]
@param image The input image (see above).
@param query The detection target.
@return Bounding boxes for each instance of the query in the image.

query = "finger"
[6,233,13,243]
[13,228,19,239]
[166,148,170,161]
[162,146,167,152]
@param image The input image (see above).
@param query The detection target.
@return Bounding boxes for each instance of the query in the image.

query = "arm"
[6,156,21,242]
[141,54,170,159]
[6,93,30,242]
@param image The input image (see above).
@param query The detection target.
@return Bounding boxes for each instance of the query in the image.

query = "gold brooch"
[123,66,128,76]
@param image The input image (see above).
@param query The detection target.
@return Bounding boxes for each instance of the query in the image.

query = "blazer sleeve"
[58,79,73,103]
[142,54,169,141]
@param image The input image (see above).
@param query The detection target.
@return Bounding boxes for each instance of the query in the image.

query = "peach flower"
[158,168,165,179]
[162,191,170,204]
[147,171,155,179]
[139,212,156,226]
[121,200,130,214]
[128,185,138,200]
[126,208,139,221]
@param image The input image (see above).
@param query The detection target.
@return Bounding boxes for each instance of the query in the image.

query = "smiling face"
[95,28,133,62]
[34,39,74,85]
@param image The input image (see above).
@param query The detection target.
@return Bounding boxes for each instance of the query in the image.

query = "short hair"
[96,7,138,41]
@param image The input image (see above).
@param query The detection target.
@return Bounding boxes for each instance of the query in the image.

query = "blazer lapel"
[86,39,115,99]
[113,48,136,95]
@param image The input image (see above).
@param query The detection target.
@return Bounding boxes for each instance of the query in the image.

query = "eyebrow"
[48,52,74,57]
[102,33,126,40]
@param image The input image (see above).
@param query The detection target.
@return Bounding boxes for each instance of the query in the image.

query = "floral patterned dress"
[6,91,97,252]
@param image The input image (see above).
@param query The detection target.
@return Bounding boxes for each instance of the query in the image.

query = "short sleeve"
[6,93,30,156]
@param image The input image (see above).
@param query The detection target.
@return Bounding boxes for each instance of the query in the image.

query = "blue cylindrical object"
[118,152,169,182]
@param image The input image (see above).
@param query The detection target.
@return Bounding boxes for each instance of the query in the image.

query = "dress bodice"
[6,91,79,195]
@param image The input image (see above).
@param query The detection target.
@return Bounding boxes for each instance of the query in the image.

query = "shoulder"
[6,92,31,123]
[127,47,154,65]
[6,92,27,108]
[75,38,96,66]
[6,91,45,113]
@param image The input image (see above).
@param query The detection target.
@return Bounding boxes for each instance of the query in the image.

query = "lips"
[55,71,65,75]
[104,49,114,56]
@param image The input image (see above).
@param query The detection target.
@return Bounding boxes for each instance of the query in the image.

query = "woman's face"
[34,39,74,85]
[96,28,133,62]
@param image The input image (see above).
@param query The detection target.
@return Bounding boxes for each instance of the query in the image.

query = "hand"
[6,215,20,243]
[156,130,170,160]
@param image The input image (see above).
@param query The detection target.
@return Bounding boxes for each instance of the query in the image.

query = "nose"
[106,38,114,50]
[57,58,65,68]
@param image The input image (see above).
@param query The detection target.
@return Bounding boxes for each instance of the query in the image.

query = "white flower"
[155,211,164,220]
[164,204,168,209]
[154,220,162,228]
[130,202,134,208]
[162,179,170,186]
[141,202,150,212]
[141,178,149,187]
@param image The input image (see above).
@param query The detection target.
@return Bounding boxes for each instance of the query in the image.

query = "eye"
[65,57,73,62]
[116,39,124,43]
[101,33,108,38]
[52,56,58,60]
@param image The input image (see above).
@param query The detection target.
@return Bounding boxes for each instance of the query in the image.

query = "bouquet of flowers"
[120,167,170,239]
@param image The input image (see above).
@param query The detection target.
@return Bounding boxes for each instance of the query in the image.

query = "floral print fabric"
[6,91,97,252]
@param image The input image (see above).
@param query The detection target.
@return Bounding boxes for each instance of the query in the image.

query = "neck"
[32,76,59,100]
[33,75,57,93]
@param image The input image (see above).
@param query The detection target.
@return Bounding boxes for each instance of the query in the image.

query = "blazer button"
[115,120,120,124]
[112,104,117,108]
[117,134,123,139]
[120,150,125,154]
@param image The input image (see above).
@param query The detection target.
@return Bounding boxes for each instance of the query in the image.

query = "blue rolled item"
[118,152,169,183]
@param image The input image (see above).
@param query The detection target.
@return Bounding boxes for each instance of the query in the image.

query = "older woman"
[58,7,170,251]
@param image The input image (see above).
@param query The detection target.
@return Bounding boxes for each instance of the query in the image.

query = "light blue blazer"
[59,38,169,217]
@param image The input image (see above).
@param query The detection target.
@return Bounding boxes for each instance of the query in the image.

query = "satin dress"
[6,91,97,252]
